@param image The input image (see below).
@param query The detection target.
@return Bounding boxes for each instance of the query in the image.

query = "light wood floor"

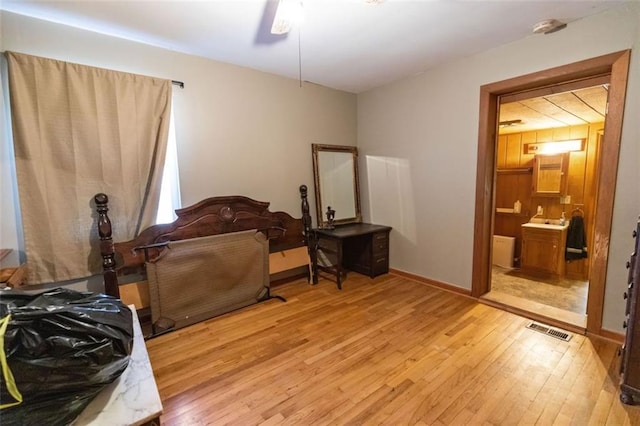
[145,273,640,425]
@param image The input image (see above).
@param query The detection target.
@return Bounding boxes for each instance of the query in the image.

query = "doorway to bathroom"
[483,84,606,329]
[471,50,631,335]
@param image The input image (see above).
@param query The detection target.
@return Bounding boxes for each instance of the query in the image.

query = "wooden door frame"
[471,50,631,334]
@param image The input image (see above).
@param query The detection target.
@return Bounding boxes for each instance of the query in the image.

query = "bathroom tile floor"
[490,266,588,314]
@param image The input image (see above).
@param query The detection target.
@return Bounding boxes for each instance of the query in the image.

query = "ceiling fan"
[270,0,304,35]
[270,0,386,35]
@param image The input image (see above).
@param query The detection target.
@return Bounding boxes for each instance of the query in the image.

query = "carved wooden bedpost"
[300,185,318,284]
[94,193,120,298]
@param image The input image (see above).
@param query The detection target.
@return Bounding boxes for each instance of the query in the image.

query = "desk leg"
[312,262,319,285]
[310,234,319,285]
[336,240,343,290]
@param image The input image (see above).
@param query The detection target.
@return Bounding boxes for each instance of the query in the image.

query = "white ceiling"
[1,0,628,93]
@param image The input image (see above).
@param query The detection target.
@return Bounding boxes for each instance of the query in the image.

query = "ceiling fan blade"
[271,0,303,35]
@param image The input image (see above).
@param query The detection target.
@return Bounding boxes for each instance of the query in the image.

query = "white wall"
[0,11,356,289]
[358,3,640,333]
[1,10,356,221]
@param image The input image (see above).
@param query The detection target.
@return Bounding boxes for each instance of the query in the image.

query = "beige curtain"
[7,51,171,285]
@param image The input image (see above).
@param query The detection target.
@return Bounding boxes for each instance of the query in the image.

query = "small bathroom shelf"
[495,211,530,218]
[496,167,533,175]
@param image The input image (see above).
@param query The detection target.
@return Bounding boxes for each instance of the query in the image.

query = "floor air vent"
[525,321,572,342]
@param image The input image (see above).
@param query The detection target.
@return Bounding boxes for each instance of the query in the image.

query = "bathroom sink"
[522,222,569,230]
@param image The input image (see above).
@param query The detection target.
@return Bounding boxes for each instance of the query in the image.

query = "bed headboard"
[94,186,312,298]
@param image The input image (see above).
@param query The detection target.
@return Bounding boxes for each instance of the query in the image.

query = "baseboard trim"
[389,268,474,299]
[592,328,625,344]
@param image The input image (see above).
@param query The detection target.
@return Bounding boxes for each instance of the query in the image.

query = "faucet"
[530,205,544,223]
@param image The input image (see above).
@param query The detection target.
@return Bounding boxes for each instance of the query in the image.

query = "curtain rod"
[2,52,187,89]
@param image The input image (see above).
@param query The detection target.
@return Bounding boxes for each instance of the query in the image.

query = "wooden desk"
[312,223,391,289]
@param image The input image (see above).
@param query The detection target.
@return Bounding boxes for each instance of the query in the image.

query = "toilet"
[492,235,515,268]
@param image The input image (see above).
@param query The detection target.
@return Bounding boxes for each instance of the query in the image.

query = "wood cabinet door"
[521,229,561,275]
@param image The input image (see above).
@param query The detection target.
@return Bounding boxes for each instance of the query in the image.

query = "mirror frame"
[532,152,569,196]
[312,143,362,228]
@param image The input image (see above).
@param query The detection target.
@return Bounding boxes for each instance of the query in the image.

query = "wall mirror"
[532,153,569,196]
[312,144,362,228]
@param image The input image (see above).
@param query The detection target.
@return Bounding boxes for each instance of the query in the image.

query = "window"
[156,104,181,224]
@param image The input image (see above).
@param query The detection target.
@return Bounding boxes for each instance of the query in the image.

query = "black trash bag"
[0,288,133,426]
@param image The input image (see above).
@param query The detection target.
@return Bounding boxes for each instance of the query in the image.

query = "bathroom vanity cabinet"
[521,223,568,277]
[619,219,640,405]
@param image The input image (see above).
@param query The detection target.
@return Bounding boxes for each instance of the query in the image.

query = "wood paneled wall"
[494,122,603,279]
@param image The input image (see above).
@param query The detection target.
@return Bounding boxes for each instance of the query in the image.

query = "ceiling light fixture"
[525,139,585,155]
[499,119,523,128]
[271,0,304,35]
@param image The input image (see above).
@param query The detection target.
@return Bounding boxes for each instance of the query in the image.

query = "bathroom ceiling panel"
[499,85,607,135]
[571,86,608,115]
[544,92,606,124]
[499,102,569,134]
[520,97,587,126]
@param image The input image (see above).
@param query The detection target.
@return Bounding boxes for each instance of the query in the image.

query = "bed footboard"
[146,230,269,332]
[93,188,312,300]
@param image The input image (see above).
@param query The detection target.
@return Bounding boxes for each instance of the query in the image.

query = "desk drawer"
[372,255,389,276]
[371,232,389,257]
[372,232,389,244]
[372,231,389,277]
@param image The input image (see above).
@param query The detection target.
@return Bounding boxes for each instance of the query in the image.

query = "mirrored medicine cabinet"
[532,152,569,196]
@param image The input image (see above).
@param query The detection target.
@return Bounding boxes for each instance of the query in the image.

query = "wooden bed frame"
[94,186,313,301]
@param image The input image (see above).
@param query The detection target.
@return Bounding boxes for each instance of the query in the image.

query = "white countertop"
[522,222,569,231]
[72,306,162,426]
